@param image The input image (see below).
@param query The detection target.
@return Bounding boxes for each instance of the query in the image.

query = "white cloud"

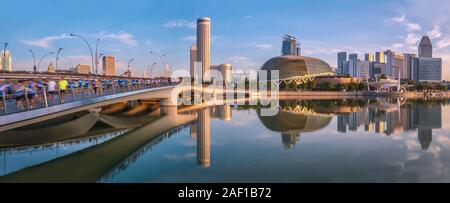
[162,20,196,29]
[406,33,420,45]
[437,38,450,49]
[427,25,442,39]
[97,31,138,46]
[182,35,196,42]
[406,22,421,32]
[225,56,259,70]
[251,43,274,50]
[21,33,72,48]
[387,14,421,32]
[390,14,406,23]
[145,40,152,45]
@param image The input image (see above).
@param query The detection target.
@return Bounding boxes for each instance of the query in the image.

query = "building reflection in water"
[337,99,443,150]
[190,105,233,168]
[257,103,334,150]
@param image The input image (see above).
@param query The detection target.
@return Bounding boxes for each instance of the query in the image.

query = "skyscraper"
[0,50,12,71]
[190,45,197,79]
[197,17,211,83]
[375,52,385,63]
[418,36,433,58]
[365,53,374,62]
[197,108,211,167]
[337,52,347,76]
[348,54,358,77]
[102,56,116,76]
[282,34,299,56]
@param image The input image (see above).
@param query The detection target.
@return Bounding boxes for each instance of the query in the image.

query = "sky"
[1,0,450,79]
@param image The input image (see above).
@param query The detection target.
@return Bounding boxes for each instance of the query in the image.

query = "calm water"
[1,98,450,183]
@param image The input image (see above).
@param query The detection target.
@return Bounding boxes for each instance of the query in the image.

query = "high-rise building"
[403,53,416,80]
[385,50,405,78]
[418,36,433,58]
[102,56,116,76]
[190,45,197,79]
[348,54,358,77]
[365,53,374,62]
[282,35,299,56]
[371,62,387,79]
[375,52,385,63]
[197,17,211,83]
[75,64,91,74]
[337,52,347,76]
[417,57,442,82]
[0,50,12,71]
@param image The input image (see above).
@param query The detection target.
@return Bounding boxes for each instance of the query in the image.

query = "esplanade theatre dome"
[260,55,332,80]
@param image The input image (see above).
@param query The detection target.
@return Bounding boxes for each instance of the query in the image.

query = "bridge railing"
[0,80,178,117]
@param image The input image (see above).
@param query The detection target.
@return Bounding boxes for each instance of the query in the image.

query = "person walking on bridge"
[58,76,68,103]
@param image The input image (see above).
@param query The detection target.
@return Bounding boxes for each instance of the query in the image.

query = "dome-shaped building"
[260,55,332,80]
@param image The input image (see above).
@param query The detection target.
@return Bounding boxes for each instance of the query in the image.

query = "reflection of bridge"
[0,105,197,182]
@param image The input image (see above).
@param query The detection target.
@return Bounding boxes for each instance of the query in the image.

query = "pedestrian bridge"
[0,83,251,132]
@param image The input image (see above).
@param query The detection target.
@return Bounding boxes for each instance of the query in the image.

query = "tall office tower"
[197,108,211,167]
[190,45,197,79]
[337,52,347,76]
[418,36,433,57]
[197,17,211,83]
[348,54,358,77]
[375,51,385,63]
[102,56,116,76]
[417,57,442,82]
[282,34,299,56]
[0,50,12,71]
[365,53,374,62]
[403,53,416,80]
[385,50,405,78]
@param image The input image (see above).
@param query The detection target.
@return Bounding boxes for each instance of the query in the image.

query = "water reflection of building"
[258,108,333,150]
[281,133,300,150]
[189,106,233,167]
[336,101,442,150]
[197,108,211,167]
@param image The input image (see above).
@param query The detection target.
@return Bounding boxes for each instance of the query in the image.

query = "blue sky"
[1,0,450,79]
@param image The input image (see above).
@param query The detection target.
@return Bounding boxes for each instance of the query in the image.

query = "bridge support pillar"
[160,98,178,116]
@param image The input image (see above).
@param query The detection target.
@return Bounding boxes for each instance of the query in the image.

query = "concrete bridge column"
[160,98,178,116]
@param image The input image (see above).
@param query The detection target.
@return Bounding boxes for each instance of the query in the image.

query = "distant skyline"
[1,0,450,79]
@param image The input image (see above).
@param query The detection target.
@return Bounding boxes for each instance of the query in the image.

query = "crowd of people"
[0,77,173,112]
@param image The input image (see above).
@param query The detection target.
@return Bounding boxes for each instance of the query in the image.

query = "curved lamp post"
[149,51,168,77]
[95,38,100,75]
[147,62,158,78]
[29,50,37,72]
[97,53,104,74]
[70,33,95,74]
[55,48,64,71]
[127,58,135,71]
[2,43,8,71]
[37,52,54,72]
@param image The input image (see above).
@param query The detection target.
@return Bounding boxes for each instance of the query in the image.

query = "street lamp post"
[29,50,37,72]
[149,51,168,77]
[3,43,8,71]
[70,33,95,74]
[55,48,64,71]
[95,38,100,75]
[97,53,104,75]
[37,52,54,72]
[147,62,158,78]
